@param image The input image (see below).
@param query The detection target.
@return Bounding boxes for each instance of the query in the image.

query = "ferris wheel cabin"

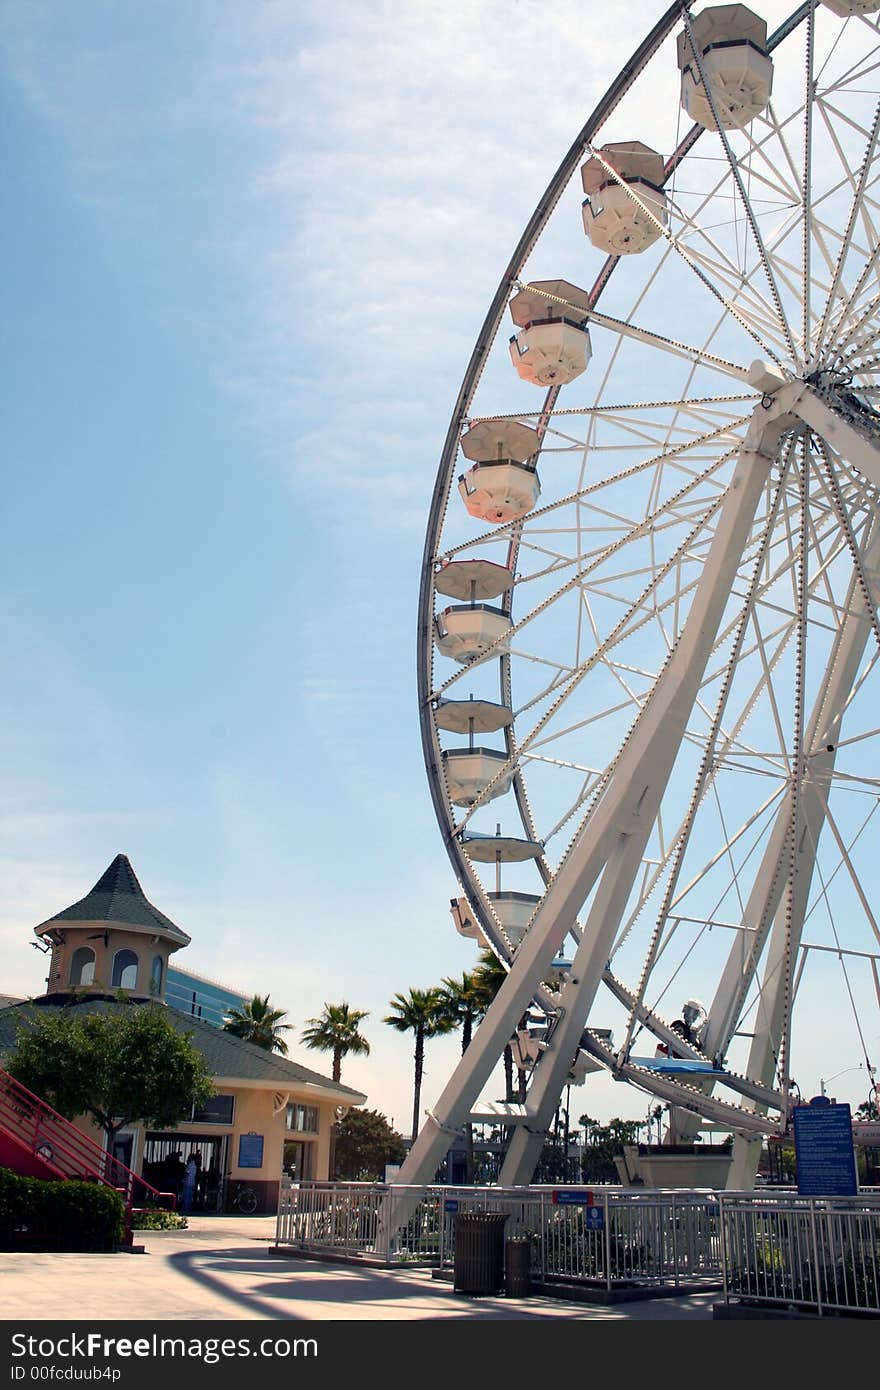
[677,5,773,131]
[508,279,592,387]
[818,0,880,15]
[433,604,512,663]
[441,747,513,807]
[458,418,541,523]
[581,142,668,255]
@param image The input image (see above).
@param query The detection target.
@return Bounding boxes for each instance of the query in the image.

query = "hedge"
[0,1166,125,1251]
[131,1207,187,1230]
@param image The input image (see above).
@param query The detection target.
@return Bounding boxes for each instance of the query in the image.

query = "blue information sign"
[793,1101,857,1196]
[238,1133,264,1169]
[552,1189,595,1206]
[444,1199,459,1213]
[584,1206,605,1231]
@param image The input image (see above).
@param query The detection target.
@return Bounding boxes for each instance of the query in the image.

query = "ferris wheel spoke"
[813,98,880,357]
[803,3,815,360]
[681,10,800,363]
[584,143,790,366]
[704,515,880,1070]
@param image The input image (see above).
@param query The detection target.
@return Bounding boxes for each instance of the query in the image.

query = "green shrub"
[0,1166,124,1251]
[131,1207,188,1230]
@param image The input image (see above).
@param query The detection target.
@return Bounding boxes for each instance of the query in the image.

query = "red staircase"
[0,1064,175,1243]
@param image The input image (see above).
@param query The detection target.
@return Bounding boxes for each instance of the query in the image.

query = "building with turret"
[0,854,366,1211]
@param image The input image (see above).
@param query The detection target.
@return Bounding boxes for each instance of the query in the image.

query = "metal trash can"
[453,1212,509,1294]
[504,1235,532,1297]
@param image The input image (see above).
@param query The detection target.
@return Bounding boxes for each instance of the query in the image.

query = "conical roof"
[35,854,190,947]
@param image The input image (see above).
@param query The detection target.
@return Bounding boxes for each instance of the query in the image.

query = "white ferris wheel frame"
[405,0,880,1189]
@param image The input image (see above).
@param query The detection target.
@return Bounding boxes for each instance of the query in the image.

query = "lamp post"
[819,1064,865,1098]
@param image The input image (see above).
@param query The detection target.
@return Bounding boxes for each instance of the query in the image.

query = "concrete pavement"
[0,1215,718,1321]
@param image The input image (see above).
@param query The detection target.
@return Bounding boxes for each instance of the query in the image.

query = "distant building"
[165,966,249,1028]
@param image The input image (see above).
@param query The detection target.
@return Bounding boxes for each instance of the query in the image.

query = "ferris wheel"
[403,0,880,1191]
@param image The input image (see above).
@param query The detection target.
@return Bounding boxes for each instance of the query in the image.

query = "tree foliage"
[222,994,292,1054]
[437,973,486,1053]
[332,1108,406,1181]
[577,1115,644,1182]
[7,1004,214,1143]
[300,1002,370,1082]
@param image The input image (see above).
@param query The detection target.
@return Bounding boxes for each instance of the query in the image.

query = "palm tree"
[222,994,293,1054]
[384,987,455,1141]
[438,971,487,1183]
[300,1002,371,1083]
[438,972,486,1055]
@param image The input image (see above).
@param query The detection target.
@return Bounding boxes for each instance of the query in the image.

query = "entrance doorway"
[142,1134,228,1211]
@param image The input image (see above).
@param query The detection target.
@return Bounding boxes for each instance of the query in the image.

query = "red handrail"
[0,1066,175,1218]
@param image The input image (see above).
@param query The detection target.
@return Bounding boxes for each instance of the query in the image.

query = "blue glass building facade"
[165,966,248,1028]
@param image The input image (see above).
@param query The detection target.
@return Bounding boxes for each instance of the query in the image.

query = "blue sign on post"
[584,1205,605,1231]
[444,1199,459,1213]
[793,1101,857,1196]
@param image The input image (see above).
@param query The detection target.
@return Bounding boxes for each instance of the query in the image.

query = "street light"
[819,1064,866,1097]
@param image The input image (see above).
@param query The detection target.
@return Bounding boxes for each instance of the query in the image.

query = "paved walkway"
[0,1215,718,1321]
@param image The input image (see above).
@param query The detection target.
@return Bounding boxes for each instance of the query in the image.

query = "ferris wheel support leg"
[727,1135,764,1190]
[397,398,797,1194]
[499,831,656,1186]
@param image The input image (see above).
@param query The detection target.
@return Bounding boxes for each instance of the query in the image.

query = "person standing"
[181,1151,200,1213]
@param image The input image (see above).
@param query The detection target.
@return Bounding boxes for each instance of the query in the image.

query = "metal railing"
[275,1181,723,1291]
[718,1192,880,1317]
[276,1181,880,1313]
[0,1064,175,1243]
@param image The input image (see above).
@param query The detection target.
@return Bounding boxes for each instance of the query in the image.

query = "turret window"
[150,955,164,996]
[69,947,96,987]
[111,949,139,990]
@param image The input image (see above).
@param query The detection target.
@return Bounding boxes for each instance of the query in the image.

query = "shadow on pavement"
[166,1248,572,1320]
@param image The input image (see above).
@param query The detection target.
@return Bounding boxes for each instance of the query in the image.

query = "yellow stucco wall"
[71,1084,341,1210]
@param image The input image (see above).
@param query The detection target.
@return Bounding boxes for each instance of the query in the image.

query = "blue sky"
[3,1,877,1135]
[2,0,670,1134]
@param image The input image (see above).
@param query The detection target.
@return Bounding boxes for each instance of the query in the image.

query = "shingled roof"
[35,854,190,948]
[0,998,366,1104]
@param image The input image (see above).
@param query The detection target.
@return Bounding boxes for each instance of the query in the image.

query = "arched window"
[150,954,164,996]
[111,949,139,990]
[69,947,95,987]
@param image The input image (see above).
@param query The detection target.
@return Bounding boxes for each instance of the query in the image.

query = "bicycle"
[228,1182,259,1215]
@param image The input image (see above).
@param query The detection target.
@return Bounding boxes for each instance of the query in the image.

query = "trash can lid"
[455,1211,510,1224]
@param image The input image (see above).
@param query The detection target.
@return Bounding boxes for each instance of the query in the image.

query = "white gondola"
[441,748,512,807]
[513,1027,549,1069]
[459,832,542,862]
[508,279,592,387]
[548,956,574,983]
[820,0,880,14]
[581,142,667,255]
[433,698,513,735]
[433,558,514,602]
[677,5,772,131]
[458,418,541,523]
[450,896,483,942]
[433,604,512,663]
[487,890,540,945]
[459,462,540,523]
[568,1051,602,1085]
